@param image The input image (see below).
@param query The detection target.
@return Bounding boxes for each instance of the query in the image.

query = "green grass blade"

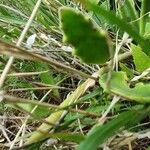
[77,106,150,150]
[0,15,36,26]
[131,44,150,72]
[35,62,60,98]
[118,0,139,32]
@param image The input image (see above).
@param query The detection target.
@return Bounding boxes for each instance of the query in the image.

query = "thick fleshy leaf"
[99,71,150,103]
[77,0,150,56]
[59,7,110,64]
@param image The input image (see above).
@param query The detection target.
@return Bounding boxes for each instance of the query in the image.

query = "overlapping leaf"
[100,71,150,103]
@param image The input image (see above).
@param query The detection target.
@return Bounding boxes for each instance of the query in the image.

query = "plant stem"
[139,0,150,35]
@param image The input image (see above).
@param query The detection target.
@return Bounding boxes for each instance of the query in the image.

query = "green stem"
[140,0,150,36]
[125,0,139,32]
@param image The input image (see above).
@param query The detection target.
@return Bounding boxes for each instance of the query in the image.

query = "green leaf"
[10,103,51,119]
[35,62,60,98]
[23,132,84,150]
[77,106,150,150]
[145,22,150,38]
[45,132,85,143]
[99,71,150,103]
[119,63,134,78]
[89,0,99,4]
[132,44,150,72]
[77,0,150,57]
[59,7,110,64]
[0,15,36,26]
[146,146,150,150]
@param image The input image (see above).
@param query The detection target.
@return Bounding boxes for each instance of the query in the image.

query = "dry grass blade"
[2,94,100,118]
[0,39,96,80]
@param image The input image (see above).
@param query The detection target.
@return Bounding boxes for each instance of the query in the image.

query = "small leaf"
[132,44,150,72]
[119,63,134,78]
[77,107,150,150]
[35,62,60,98]
[59,7,110,64]
[99,71,150,103]
[45,132,85,143]
[13,103,51,119]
